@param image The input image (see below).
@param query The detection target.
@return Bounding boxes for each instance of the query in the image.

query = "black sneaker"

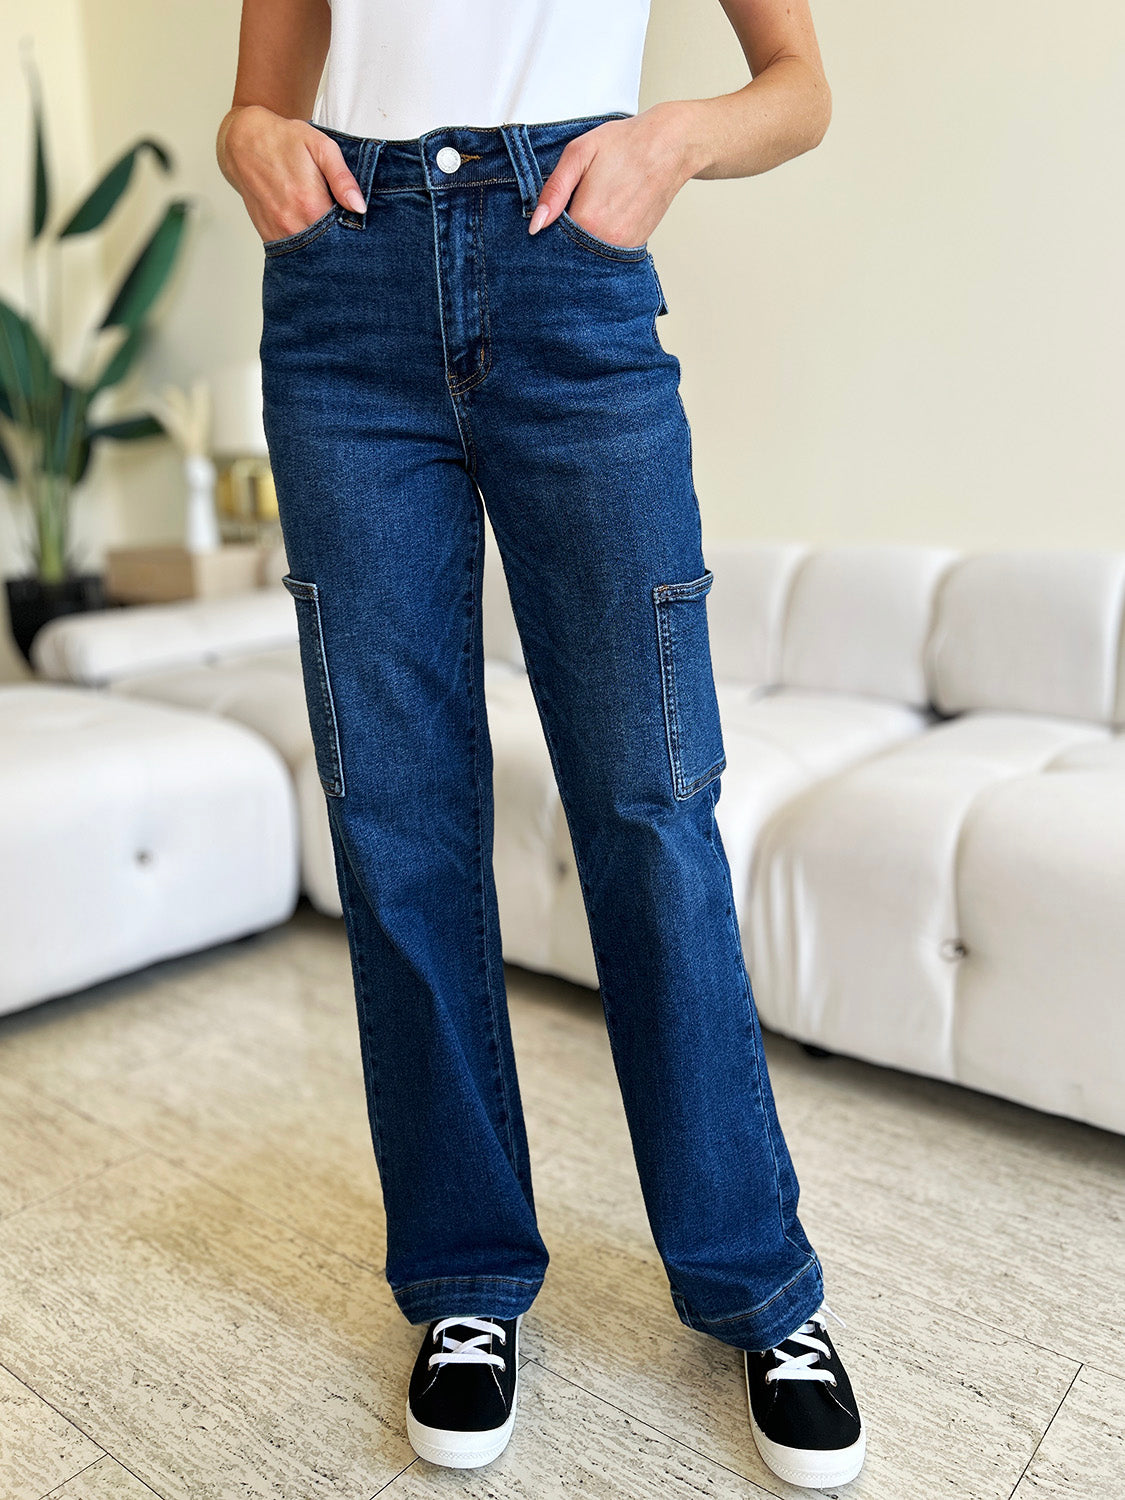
[744,1302,866,1489]
[405,1314,521,1468]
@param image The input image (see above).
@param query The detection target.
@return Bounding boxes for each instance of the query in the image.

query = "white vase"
[183,453,220,553]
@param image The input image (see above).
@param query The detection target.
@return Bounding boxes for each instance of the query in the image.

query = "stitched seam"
[338,138,376,230]
[678,757,726,798]
[429,195,478,474]
[652,571,721,800]
[447,183,493,395]
[356,180,520,197]
[507,126,534,215]
[456,391,479,472]
[465,514,521,1173]
[331,811,390,1228]
[309,111,631,147]
[654,569,713,601]
[648,254,669,338]
[557,210,649,262]
[394,1273,543,1293]
[504,124,543,217]
[307,591,345,797]
[263,209,340,258]
[677,1254,821,1327]
[431,175,516,188]
[654,591,685,795]
[283,577,345,796]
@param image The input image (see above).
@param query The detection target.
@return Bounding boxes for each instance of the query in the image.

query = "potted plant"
[0,49,193,663]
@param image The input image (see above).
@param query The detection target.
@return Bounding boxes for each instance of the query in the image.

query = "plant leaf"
[30,65,50,240]
[88,413,165,441]
[70,434,93,485]
[0,427,15,482]
[98,199,191,331]
[0,298,55,414]
[89,321,150,397]
[42,379,87,477]
[57,139,174,237]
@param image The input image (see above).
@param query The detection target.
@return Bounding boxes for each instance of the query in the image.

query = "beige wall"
[77,0,259,551]
[0,1,252,681]
[2,0,1123,681]
[0,0,103,680]
[643,0,1125,547]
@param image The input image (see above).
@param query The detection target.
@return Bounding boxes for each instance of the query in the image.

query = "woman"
[216,0,864,1486]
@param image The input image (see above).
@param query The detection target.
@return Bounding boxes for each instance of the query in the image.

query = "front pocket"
[556,207,650,262]
[281,574,345,797]
[652,568,726,800]
[263,203,342,258]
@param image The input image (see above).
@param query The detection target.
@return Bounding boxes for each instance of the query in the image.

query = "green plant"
[0,47,192,584]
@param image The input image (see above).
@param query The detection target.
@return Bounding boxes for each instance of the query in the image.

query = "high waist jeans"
[259,111,824,1352]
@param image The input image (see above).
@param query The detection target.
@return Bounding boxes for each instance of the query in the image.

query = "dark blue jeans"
[259,110,824,1351]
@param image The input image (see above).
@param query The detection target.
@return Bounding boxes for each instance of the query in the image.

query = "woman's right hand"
[217,104,367,245]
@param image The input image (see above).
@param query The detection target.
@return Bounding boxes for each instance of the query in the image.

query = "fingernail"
[528,204,548,235]
[346,188,367,213]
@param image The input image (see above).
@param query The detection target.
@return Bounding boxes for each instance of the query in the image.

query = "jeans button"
[436,146,462,175]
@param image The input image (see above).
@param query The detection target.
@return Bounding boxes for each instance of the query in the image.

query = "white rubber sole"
[405,1315,521,1469]
[745,1362,866,1489]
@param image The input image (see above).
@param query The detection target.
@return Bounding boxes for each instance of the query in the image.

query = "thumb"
[307,131,367,214]
[529,143,586,234]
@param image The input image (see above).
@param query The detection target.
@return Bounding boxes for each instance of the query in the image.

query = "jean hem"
[392,1273,545,1326]
[669,1254,825,1353]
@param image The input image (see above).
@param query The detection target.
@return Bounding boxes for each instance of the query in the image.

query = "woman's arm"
[530,0,831,243]
[216,0,367,245]
[675,0,832,181]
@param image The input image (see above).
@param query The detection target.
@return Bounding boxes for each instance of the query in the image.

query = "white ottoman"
[107,648,343,919]
[0,685,300,1016]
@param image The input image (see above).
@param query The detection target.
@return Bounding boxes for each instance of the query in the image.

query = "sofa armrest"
[31,588,299,685]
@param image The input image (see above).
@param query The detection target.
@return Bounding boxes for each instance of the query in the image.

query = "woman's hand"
[529,102,700,248]
[528,0,831,244]
[217,103,367,244]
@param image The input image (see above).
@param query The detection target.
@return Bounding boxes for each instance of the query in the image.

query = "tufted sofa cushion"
[746,710,1122,1132]
[777,545,958,707]
[707,541,809,691]
[928,551,1125,725]
[31,587,299,687]
[0,685,298,1015]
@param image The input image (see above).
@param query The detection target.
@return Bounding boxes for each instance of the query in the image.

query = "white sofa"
[0,684,299,1016]
[29,537,1125,1134]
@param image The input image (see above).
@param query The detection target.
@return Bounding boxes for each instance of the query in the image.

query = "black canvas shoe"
[405,1314,521,1468]
[744,1302,866,1489]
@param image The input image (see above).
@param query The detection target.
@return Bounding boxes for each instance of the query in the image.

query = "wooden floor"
[1,904,1122,1500]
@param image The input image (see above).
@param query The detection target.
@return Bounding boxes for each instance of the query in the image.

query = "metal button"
[435,146,462,175]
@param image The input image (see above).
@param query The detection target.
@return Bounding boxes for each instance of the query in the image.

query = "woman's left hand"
[529,103,698,249]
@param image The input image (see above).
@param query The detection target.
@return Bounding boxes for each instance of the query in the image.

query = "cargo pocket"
[281,574,345,798]
[652,568,726,800]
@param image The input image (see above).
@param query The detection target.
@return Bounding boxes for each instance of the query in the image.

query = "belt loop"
[341,138,383,229]
[499,123,543,218]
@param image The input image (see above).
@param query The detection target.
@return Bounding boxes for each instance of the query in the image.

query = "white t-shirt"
[311,0,653,141]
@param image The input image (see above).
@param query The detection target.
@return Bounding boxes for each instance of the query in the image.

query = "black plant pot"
[5,573,107,666]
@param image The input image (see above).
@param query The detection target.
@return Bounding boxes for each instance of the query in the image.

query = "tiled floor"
[0,905,1121,1499]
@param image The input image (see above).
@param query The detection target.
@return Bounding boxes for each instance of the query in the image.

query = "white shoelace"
[764,1301,845,1385]
[428,1316,507,1370]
